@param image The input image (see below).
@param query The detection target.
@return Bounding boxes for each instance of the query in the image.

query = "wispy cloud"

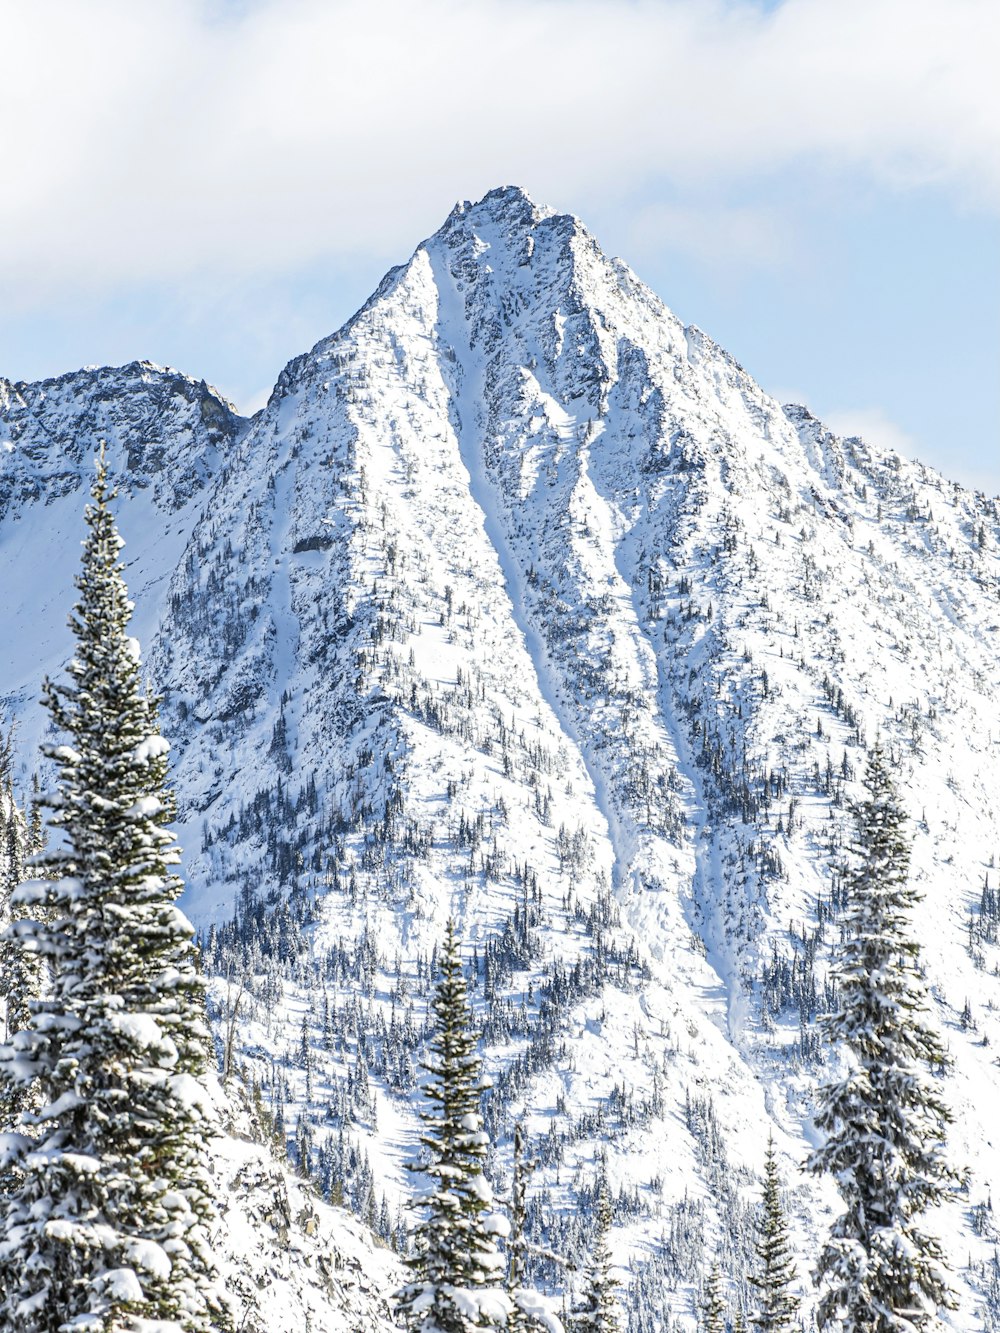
[0,0,995,304]
[824,406,921,459]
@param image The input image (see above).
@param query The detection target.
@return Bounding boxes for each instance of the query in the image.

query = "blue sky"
[1,0,997,492]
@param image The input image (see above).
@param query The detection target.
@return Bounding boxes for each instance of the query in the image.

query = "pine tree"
[0,452,227,1332]
[0,743,42,1161]
[396,917,511,1332]
[507,1121,563,1333]
[807,743,959,1332]
[572,1186,619,1333]
[749,1137,799,1330]
[0,742,38,1049]
[507,1121,534,1333]
[700,1263,726,1333]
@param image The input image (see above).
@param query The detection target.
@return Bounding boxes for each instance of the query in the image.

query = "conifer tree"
[507,1121,563,1333]
[0,743,36,1045]
[0,744,41,1156]
[572,1186,619,1333]
[749,1137,799,1330]
[807,743,959,1332]
[0,452,227,1331]
[396,917,511,1332]
[700,1264,726,1333]
[507,1121,536,1333]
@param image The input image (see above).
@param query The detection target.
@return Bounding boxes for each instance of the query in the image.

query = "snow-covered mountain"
[3,186,1000,1329]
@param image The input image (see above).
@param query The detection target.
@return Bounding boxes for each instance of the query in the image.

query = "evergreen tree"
[807,744,959,1332]
[507,1121,534,1333]
[0,452,227,1331]
[507,1122,563,1333]
[0,743,42,1158]
[700,1263,726,1333]
[572,1186,619,1333]
[749,1137,799,1330]
[396,917,511,1332]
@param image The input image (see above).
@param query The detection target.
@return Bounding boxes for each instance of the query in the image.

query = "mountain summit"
[2,187,999,1327]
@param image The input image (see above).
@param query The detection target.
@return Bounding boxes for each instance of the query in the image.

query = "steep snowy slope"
[213,1084,402,1333]
[0,361,246,721]
[3,188,1000,1329]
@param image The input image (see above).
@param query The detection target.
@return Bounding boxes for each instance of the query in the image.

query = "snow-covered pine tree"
[807,743,959,1332]
[396,917,511,1333]
[0,450,227,1332]
[700,1264,726,1333]
[0,737,33,1047]
[0,741,41,1156]
[506,1121,563,1333]
[749,1137,799,1330]
[572,1186,619,1333]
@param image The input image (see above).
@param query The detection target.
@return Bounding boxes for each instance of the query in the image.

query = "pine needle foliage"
[0,452,226,1332]
[572,1187,619,1333]
[749,1137,799,1331]
[507,1122,563,1333]
[807,743,960,1332]
[700,1263,726,1333]
[397,917,510,1333]
[0,746,41,1163]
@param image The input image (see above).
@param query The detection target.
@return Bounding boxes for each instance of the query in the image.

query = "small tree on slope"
[807,743,960,1332]
[0,750,42,1158]
[506,1122,563,1333]
[700,1264,726,1333]
[749,1137,799,1331]
[0,452,226,1332]
[572,1185,619,1333]
[396,918,511,1333]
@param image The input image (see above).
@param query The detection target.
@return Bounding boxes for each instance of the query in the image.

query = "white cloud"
[824,406,919,458]
[626,201,799,271]
[0,0,996,304]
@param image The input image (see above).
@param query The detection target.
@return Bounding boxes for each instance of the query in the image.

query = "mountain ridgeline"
[2,186,1000,1329]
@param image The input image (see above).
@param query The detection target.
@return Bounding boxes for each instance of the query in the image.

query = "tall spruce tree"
[0,743,41,1154]
[0,452,226,1332]
[506,1122,563,1333]
[749,1137,799,1330]
[807,744,959,1332]
[0,738,34,1045]
[700,1264,726,1333]
[396,918,511,1333]
[572,1186,619,1333]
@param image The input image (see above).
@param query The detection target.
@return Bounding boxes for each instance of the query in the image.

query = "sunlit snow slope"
[3,188,1000,1329]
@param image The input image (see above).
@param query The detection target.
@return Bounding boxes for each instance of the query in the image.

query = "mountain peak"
[445,183,555,227]
[436,184,583,262]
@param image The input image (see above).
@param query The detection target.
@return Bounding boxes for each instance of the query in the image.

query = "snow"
[514,1288,565,1333]
[125,795,165,818]
[124,1239,173,1280]
[134,735,171,763]
[108,1012,169,1053]
[2,184,1000,1328]
[36,1090,85,1119]
[208,1087,402,1332]
[101,1268,145,1302]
